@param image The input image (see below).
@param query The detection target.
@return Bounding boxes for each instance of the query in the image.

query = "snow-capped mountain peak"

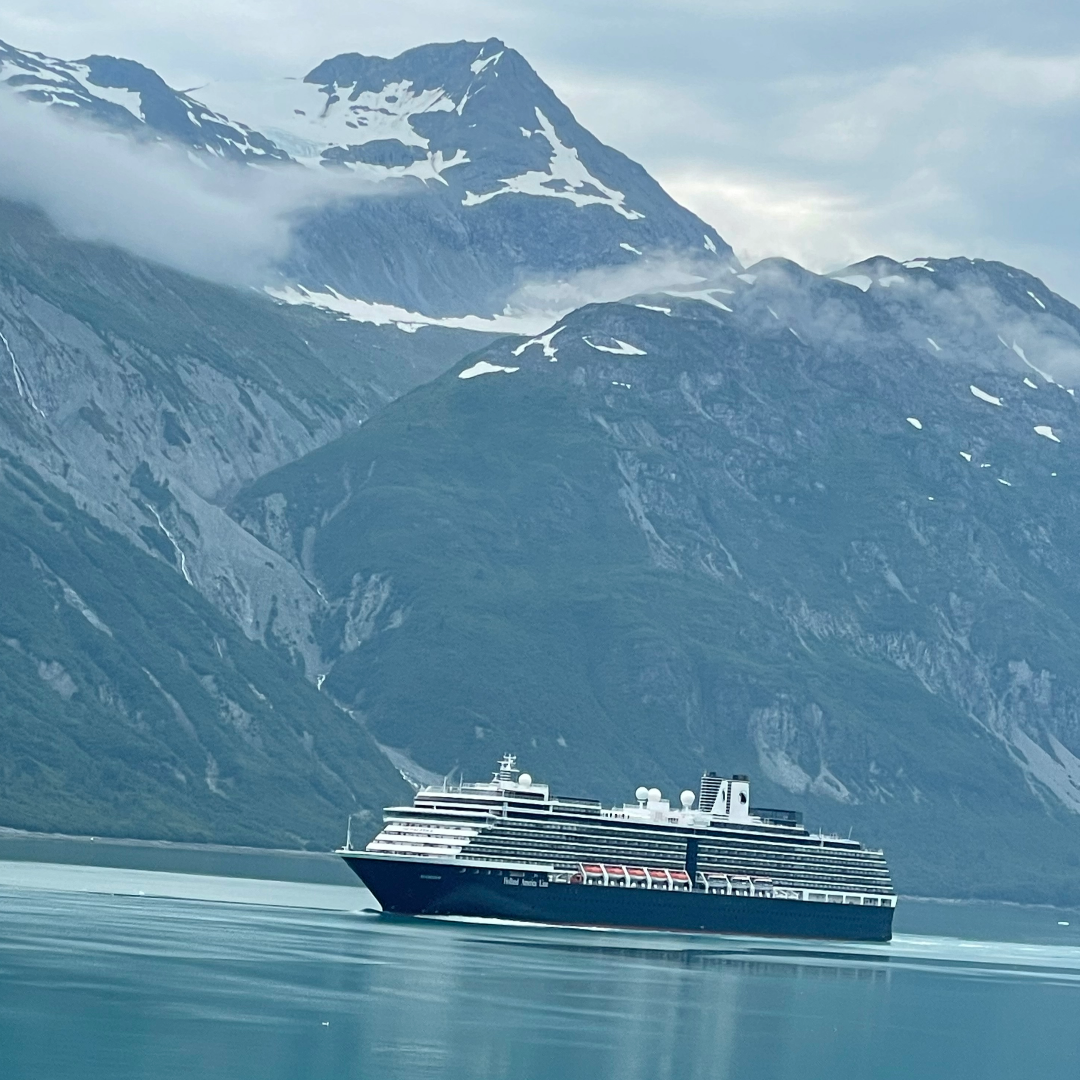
[1,35,734,317]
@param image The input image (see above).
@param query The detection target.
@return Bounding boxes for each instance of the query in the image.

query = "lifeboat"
[603,865,627,885]
[702,873,730,894]
[647,868,672,889]
[626,866,648,887]
[669,869,691,890]
[582,864,605,882]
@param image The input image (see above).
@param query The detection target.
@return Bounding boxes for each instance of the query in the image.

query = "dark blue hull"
[342,856,895,942]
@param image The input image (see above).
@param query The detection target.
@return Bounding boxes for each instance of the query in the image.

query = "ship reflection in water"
[1,863,1079,1080]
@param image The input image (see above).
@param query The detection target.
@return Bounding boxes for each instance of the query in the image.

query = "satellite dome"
[680,790,695,809]
[647,787,662,803]
[518,773,532,788]
[635,786,649,802]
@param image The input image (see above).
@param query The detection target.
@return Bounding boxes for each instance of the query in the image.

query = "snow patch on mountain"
[266,284,552,335]
[68,65,143,118]
[1,48,139,119]
[835,275,872,291]
[195,77,458,166]
[663,287,734,312]
[583,335,646,355]
[462,109,644,220]
[470,50,503,74]
[970,385,1003,406]
[512,326,564,360]
[459,360,519,379]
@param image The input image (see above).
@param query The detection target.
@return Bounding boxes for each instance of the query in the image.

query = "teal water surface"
[1,862,1078,1080]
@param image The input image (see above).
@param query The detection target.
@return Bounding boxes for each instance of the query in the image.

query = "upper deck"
[388,755,867,850]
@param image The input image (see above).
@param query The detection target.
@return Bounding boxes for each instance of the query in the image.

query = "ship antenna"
[494,754,519,782]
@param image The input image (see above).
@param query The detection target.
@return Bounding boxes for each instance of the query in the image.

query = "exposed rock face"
[232,256,1080,901]
[0,200,484,670]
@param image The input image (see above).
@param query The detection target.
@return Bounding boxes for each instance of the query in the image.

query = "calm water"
[2,862,1079,1080]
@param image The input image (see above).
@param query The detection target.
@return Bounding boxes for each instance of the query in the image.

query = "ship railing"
[805,891,896,906]
[698,872,730,894]
[570,864,693,891]
[560,866,897,906]
[729,875,753,896]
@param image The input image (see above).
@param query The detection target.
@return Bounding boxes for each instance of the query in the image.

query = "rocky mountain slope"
[233,256,1080,902]
[0,199,486,665]
[0,37,733,318]
[0,199,467,837]
[0,450,409,846]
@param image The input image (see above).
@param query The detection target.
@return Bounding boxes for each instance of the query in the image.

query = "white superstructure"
[350,756,896,907]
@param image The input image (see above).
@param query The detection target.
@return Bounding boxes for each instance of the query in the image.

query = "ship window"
[739,793,747,804]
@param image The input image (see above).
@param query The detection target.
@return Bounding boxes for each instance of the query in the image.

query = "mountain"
[232,255,1080,903]
[0,37,734,319]
[0,29,742,845]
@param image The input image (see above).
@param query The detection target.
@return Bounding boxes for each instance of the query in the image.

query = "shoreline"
[1,828,1077,915]
[0,827,355,886]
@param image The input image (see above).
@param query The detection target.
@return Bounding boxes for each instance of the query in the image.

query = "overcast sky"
[2,0,1079,298]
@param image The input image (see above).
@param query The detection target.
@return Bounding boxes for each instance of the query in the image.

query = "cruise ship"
[339,755,896,941]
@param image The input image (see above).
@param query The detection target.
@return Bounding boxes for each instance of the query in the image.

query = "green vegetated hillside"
[0,451,409,846]
[0,199,489,844]
[233,258,1080,903]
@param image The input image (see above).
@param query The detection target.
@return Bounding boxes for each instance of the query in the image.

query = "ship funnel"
[699,771,722,813]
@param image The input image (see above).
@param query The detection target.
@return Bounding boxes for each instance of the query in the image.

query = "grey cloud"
[0,92,363,286]
[507,254,722,320]
[1,1,1078,301]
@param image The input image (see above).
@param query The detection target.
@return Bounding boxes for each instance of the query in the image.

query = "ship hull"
[342,855,894,943]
